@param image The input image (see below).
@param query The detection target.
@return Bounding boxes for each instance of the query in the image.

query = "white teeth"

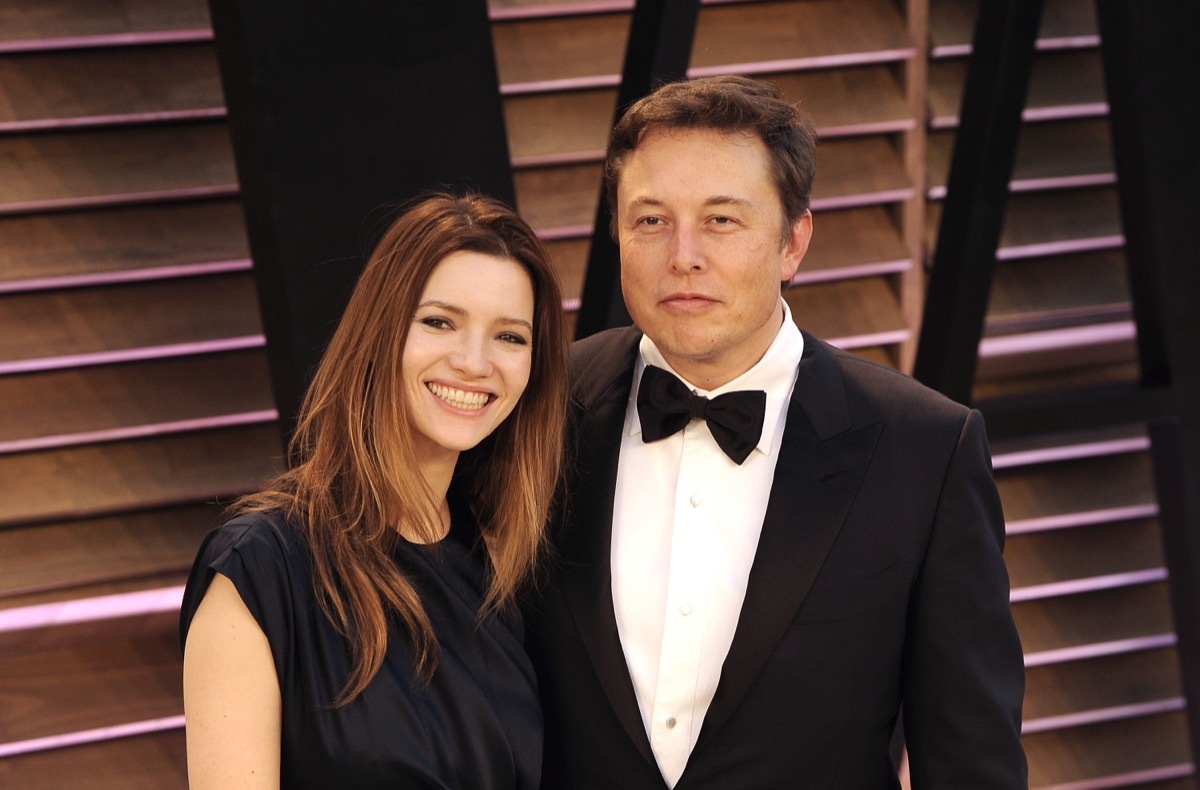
[427,383,490,410]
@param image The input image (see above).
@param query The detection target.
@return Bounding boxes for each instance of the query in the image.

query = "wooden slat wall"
[0,0,281,785]
[0,1,1192,787]
[928,0,1195,786]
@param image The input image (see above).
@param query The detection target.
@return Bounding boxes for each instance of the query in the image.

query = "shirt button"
[689,494,701,508]
[680,603,693,616]
[665,717,677,729]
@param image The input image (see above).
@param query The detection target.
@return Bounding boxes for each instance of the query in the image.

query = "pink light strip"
[501,75,621,96]
[0,185,240,218]
[827,329,911,351]
[687,50,917,79]
[0,409,279,455]
[991,434,1151,469]
[0,107,226,134]
[1006,504,1161,535]
[1021,697,1186,735]
[978,321,1136,357]
[810,189,917,212]
[1010,568,1169,604]
[0,715,186,759]
[1035,763,1194,790]
[0,335,266,376]
[0,29,212,54]
[995,234,1125,261]
[0,586,185,635]
[790,258,911,287]
[0,260,253,295]
[932,36,1101,60]
[489,0,632,19]
[1023,633,1177,668]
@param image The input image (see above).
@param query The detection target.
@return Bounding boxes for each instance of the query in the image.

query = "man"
[525,76,1027,788]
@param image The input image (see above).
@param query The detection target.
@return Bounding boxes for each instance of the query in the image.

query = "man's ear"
[780,210,813,282]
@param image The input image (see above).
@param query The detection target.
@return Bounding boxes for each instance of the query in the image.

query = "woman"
[180,193,567,789]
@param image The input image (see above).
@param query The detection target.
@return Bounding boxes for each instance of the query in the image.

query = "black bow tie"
[636,365,766,465]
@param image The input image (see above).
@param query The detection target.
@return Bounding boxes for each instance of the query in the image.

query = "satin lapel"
[693,336,883,753]
[557,330,658,768]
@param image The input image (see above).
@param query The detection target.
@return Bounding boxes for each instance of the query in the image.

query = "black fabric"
[179,498,541,789]
[636,364,766,464]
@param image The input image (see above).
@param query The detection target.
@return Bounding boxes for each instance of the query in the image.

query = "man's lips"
[660,293,718,308]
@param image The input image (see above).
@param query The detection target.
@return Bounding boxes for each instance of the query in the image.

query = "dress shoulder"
[178,511,310,685]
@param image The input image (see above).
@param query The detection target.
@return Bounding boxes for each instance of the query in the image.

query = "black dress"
[179,497,542,789]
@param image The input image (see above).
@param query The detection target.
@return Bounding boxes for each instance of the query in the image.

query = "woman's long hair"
[233,192,567,703]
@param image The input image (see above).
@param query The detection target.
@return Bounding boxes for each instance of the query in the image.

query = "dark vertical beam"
[1097,0,1200,761]
[574,0,701,339]
[207,0,514,435]
[912,1,1043,404]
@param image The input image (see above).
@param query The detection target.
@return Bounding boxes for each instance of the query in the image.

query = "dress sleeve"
[178,513,301,688]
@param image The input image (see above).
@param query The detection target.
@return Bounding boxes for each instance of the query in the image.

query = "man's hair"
[603,75,818,234]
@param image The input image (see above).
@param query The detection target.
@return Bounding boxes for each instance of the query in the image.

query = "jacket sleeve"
[902,408,1029,788]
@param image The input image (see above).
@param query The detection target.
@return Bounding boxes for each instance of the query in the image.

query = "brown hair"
[234,192,567,703]
[603,75,818,236]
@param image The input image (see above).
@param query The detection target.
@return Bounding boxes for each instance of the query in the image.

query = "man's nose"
[668,225,705,272]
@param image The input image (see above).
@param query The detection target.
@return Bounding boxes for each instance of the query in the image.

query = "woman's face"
[402,251,535,466]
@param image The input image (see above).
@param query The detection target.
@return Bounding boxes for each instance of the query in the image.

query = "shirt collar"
[630,299,804,456]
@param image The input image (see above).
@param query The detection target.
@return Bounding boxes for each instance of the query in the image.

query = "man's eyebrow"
[702,195,753,209]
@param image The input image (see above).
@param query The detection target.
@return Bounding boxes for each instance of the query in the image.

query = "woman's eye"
[419,316,451,330]
[498,332,530,346]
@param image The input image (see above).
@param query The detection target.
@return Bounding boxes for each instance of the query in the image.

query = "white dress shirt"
[611,300,804,787]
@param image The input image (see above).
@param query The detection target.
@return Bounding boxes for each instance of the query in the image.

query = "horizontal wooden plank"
[1023,646,1184,723]
[0,504,219,600]
[987,249,1130,334]
[0,272,263,370]
[689,0,913,76]
[927,187,1124,261]
[517,135,911,234]
[494,0,914,92]
[0,349,276,451]
[0,200,249,290]
[929,0,1099,58]
[503,88,616,165]
[1006,517,1165,591]
[503,64,914,166]
[0,0,209,52]
[1022,710,1192,788]
[0,43,223,131]
[928,49,1106,128]
[772,64,914,138]
[0,727,186,789]
[785,275,908,349]
[994,449,1156,527]
[0,613,180,743]
[796,205,912,283]
[0,423,283,527]
[927,118,1115,197]
[1012,580,1174,656]
[492,11,627,90]
[973,333,1139,395]
[0,121,237,214]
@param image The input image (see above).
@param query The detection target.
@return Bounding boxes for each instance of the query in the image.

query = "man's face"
[616,127,812,390]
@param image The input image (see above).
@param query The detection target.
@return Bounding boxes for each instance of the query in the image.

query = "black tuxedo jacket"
[525,327,1027,789]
